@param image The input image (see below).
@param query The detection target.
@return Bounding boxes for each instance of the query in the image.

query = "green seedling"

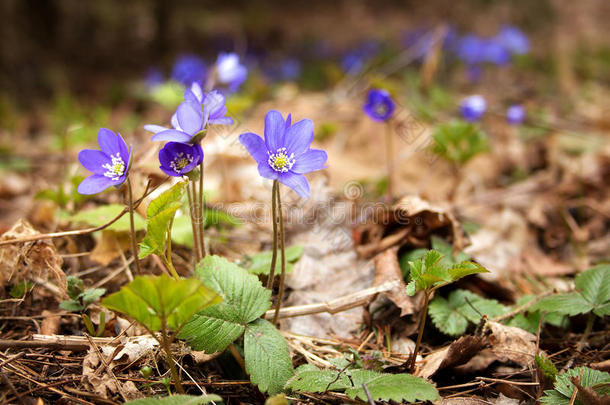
[431,120,489,165]
[540,366,610,405]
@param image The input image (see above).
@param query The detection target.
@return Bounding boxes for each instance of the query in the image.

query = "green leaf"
[429,289,508,336]
[9,281,33,298]
[79,288,106,306]
[431,120,489,165]
[179,256,271,352]
[125,394,223,405]
[67,276,84,300]
[285,367,439,403]
[139,182,187,259]
[243,245,304,275]
[59,299,84,312]
[575,264,610,316]
[344,373,440,402]
[244,319,295,395]
[69,204,145,232]
[448,261,489,281]
[533,293,593,316]
[540,367,610,405]
[102,274,221,332]
[147,181,187,218]
[535,354,558,383]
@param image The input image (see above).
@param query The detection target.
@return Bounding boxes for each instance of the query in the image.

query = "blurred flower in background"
[363,89,395,122]
[145,67,164,89]
[216,52,248,91]
[495,25,530,55]
[506,104,526,125]
[171,54,207,86]
[460,95,486,122]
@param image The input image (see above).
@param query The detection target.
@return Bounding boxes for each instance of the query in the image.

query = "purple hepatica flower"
[77,128,131,195]
[159,142,203,177]
[456,34,486,65]
[460,95,486,122]
[481,39,511,65]
[239,110,327,199]
[216,53,247,91]
[145,67,164,89]
[145,83,233,143]
[506,104,526,125]
[171,54,207,86]
[363,89,395,122]
[495,26,529,55]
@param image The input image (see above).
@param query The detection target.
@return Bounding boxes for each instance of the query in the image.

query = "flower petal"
[78,149,110,175]
[151,129,192,143]
[291,149,328,174]
[284,118,314,156]
[171,113,180,131]
[191,82,204,102]
[239,132,268,163]
[176,102,203,135]
[257,162,279,180]
[264,110,286,151]
[97,128,119,154]
[144,124,169,134]
[77,174,115,195]
[279,172,310,198]
[116,132,130,164]
[209,117,234,126]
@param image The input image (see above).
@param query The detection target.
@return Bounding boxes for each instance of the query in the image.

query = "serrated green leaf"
[147,181,187,218]
[344,373,439,402]
[448,261,488,281]
[69,204,145,232]
[533,293,593,316]
[286,369,353,393]
[125,394,223,405]
[424,250,443,269]
[540,367,610,405]
[431,236,470,265]
[244,319,294,395]
[575,264,610,314]
[102,274,221,332]
[431,120,489,165]
[59,299,84,312]
[243,245,303,275]
[178,256,271,352]
[429,289,508,336]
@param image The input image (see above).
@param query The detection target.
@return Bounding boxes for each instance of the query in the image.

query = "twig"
[362,382,376,405]
[324,360,354,394]
[0,369,25,405]
[84,334,129,402]
[0,178,160,247]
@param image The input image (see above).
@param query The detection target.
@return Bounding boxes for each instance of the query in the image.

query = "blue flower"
[171,54,207,86]
[456,34,486,65]
[363,89,395,122]
[506,104,525,125]
[481,39,511,65]
[460,95,486,122]
[145,67,164,89]
[216,53,247,91]
[145,83,233,143]
[77,128,132,195]
[495,26,529,55]
[239,110,327,198]
[159,142,203,177]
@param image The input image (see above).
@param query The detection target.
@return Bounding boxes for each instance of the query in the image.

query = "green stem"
[164,217,180,280]
[267,180,279,290]
[127,179,142,275]
[409,290,430,373]
[272,184,286,325]
[160,323,183,394]
[186,181,201,263]
[198,161,206,258]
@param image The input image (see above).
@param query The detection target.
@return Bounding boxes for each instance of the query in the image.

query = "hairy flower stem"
[272,184,286,325]
[159,322,184,394]
[198,161,206,258]
[164,217,180,280]
[186,181,201,263]
[267,180,279,290]
[126,179,142,275]
[409,290,430,373]
[385,122,394,202]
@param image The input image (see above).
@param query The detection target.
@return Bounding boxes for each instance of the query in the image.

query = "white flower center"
[268,147,295,173]
[102,153,126,181]
[170,152,194,173]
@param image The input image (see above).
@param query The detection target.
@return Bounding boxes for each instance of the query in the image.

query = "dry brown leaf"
[0,219,66,296]
[90,230,130,266]
[372,246,416,316]
[355,195,466,259]
[572,376,610,405]
[435,398,492,405]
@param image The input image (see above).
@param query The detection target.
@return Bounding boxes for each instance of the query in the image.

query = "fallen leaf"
[90,230,130,266]
[572,376,610,405]
[372,246,416,316]
[436,398,491,405]
[420,335,487,378]
[40,310,61,335]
